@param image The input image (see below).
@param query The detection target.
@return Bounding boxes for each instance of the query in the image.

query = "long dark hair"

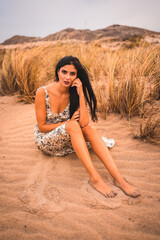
[55,56,98,121]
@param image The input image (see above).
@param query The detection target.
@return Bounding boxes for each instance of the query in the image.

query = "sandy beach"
[0,95,160,240]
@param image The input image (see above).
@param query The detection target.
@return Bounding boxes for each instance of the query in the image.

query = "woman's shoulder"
[36,86,45,94]
[36,83,53,92]
[35,86,48,101]
[35,87,46,105]
[36,83,57,96]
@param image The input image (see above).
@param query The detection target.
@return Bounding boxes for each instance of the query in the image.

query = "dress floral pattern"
[34,86,115,156]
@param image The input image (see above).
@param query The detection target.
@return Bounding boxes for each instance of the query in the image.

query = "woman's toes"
[110,194,115,198]
[89,177,118,199]
[114,179,141,198]
[106,191,117,198]
[132,190,141,198]
[107,193,113,198]
[112,191,117,197]
[113,191,118,196]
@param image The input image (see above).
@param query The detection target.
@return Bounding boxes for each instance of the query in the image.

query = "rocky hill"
[1,24,160,45]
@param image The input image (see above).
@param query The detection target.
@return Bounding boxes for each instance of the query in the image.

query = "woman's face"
[58,64,77,87]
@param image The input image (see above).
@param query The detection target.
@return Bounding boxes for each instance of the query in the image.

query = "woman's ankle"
[114,177,128,187]
[90,173,102,184]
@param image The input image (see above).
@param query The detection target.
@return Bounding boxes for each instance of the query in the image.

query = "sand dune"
[0,95,160,240]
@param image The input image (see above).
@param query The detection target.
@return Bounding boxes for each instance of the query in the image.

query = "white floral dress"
[34,86,115,156]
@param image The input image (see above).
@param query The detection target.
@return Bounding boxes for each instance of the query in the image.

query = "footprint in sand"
[81,179,123,210]
[19,157,66,218]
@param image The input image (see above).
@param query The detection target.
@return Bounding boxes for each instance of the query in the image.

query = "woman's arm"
[35,88,68,133]
[71,78,89,127]
[78,91,89,127]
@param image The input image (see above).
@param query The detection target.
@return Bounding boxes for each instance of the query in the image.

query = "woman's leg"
[81,125,141,198]
[65,120,117,198]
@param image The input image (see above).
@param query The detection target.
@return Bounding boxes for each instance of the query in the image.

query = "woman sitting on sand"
[34,55,140,198]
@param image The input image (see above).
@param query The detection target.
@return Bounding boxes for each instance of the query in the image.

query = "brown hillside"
[1,24,160,45]
[2,35,41,45]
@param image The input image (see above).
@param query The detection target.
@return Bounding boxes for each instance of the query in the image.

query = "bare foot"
[89,176,117,198]
[114,179,141,198]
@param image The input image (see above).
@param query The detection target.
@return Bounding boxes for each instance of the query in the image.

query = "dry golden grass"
[0,40,160,143]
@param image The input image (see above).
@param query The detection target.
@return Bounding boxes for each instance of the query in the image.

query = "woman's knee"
[81,124,96,135]
[65,120,80,134]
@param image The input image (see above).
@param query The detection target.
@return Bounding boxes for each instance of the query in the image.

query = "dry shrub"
[0,49,6,69]
[0,42,76,102]
[98,43,160,117]
[135,102,160,144]
[0,50,18,94]
[139,115,160,144]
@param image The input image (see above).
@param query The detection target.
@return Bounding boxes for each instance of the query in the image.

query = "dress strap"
[42,86,47,95]
[42,86,50,108]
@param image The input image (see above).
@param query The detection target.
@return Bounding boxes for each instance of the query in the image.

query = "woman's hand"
[71,109,80,122]
[71,78,83,96]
